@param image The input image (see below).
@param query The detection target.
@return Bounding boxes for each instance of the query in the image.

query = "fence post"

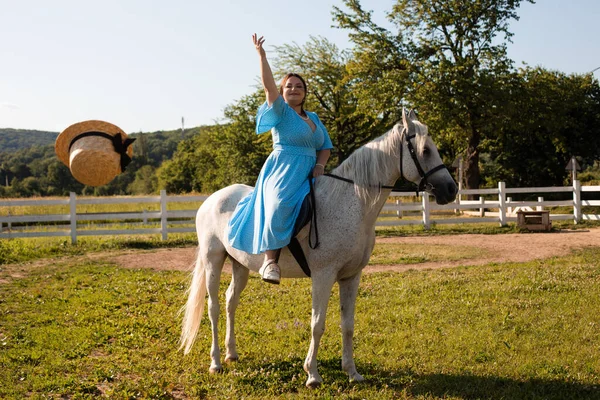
[70,192,77,244]
[573,180,581,224]
[479,196,485,217]
[160,190,168,240]
[396,199,402,219]
[498,182,506,226]
[454,191,461,215]
[422,192,430,229]
[537,197,544,211]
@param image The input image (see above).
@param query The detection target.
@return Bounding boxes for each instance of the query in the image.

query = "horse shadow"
[234,357,600,399]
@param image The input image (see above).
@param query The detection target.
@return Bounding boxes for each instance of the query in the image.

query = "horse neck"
[324,128,402,212]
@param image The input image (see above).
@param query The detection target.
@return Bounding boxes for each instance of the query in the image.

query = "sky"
[1,0,599,134]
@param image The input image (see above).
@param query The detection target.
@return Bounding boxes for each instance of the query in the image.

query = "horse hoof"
[305,377,322,389]
[209,366,223,374]
[349,373,365,382]
[225,356,239,363]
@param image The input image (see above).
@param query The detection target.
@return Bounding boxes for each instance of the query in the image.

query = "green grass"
[1,248,600,398]
[0,234,197,265]
[369,242,483,265]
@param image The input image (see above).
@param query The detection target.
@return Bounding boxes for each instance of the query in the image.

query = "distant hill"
[0,126,207,158]
[0,128,58,152]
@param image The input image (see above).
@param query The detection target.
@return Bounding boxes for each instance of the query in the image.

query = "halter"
[324,126,448,195]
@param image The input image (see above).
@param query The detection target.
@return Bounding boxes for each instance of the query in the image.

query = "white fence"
[1,181,599,243]
[382,180,600,228]
[0,190,207,243]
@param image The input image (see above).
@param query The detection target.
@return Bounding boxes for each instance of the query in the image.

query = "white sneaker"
[259,260,281,285]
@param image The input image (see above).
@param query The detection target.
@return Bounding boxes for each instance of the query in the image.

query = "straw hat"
[55,120,135,186]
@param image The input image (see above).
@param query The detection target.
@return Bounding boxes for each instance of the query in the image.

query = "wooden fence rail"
[1,181,599,243]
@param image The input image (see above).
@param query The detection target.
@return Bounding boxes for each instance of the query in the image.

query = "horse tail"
[179,245,206,354]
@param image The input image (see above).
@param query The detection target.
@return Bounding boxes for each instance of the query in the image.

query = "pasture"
[1,232,600,399]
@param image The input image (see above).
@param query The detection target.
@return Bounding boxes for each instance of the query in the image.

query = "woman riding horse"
[227,34,333,284]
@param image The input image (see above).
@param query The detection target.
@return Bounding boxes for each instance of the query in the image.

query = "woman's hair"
[279,73,308,109]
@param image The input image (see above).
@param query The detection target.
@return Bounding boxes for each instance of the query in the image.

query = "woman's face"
[282,76,306,107]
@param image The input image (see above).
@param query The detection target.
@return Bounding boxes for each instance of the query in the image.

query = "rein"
[308,128,448,249]
[325,129,448,196]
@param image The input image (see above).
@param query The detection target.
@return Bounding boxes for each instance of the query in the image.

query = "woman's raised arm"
[253,34,279,106]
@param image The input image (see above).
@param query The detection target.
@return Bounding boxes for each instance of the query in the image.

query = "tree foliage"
[0,127,205,197]
[334,0,534,189]
[157,91,272,194]
[274,36,405,164]
[483,67,600,187]
[0,129,57,152]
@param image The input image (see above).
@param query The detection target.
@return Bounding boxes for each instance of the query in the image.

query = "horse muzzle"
[428,180,458,205]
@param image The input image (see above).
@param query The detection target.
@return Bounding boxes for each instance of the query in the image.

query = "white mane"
[317,120,428,206]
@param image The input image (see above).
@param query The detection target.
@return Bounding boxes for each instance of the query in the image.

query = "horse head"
[398,109,457,205]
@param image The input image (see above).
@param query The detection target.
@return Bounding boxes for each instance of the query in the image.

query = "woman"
[227,34,333,284]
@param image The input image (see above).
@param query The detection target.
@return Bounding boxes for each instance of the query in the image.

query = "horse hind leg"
[224,259,250,363]
[339,272,365,382]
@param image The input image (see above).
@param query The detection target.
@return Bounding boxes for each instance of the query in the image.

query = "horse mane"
[318,120,428,206]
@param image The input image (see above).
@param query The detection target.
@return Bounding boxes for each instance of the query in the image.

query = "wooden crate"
[516,210,551,231]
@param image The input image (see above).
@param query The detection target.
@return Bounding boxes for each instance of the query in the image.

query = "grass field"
[1,234,600,399]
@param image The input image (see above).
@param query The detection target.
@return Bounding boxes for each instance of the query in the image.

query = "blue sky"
[1,0,598,133]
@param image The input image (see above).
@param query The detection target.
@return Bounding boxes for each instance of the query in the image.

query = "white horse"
[180,110,457,388]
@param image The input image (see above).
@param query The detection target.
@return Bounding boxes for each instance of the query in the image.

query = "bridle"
[400,128,449,194]
[324,126,448,195]
[307,127,448,250]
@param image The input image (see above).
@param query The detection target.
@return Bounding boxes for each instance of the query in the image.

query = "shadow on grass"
[406,372,599,400]
[232,357,599,399]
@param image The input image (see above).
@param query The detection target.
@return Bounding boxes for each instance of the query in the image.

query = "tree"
[483,67,600,188]
[156,92,271,194]
[334,0,534,188]
[273,36,405,164]
[128,165,158,195]
[46,160,83,196]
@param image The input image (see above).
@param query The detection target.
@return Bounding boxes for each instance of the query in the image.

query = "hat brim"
[55,120,133,167]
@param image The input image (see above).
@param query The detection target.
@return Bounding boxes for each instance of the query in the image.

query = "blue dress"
[227,95,333,254]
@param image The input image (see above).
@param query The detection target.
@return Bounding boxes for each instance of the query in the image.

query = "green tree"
[128,165,158,194]
[157,92,271,194]
[274,36,404,164]
[483,68,600,187]
[46,160,83,196]
[334,0,534,188]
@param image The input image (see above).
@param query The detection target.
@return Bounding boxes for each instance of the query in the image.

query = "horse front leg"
[224,259,249,363]
[304,272,337,388]
[339,272,364,382]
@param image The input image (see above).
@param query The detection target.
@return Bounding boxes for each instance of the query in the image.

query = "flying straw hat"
[55,120,135,187]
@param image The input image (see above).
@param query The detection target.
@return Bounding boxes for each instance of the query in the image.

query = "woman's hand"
[312,163,325,177]
[252,33,266,58]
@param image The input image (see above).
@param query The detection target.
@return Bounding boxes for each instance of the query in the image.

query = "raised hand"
[252,33,266,58]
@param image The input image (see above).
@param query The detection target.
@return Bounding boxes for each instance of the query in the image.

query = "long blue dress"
[227,95,333,254]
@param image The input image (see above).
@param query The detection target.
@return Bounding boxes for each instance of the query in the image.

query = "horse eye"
[423,147,431,156]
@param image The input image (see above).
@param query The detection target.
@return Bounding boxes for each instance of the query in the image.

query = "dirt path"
[2,229,599,283]
[106,228,600,273]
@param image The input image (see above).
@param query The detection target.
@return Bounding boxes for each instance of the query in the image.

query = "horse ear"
[402,107,408,128]
[408,109,417,121]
